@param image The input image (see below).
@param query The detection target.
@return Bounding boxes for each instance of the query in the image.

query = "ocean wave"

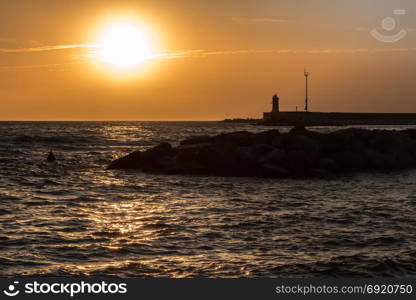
[1,122,416,277]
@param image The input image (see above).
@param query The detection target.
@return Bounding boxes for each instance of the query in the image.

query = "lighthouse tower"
[272,94,280,113]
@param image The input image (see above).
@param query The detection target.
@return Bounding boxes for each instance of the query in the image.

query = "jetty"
[261,70,416,126]
[263,109,416,126]
[108,126,416,178]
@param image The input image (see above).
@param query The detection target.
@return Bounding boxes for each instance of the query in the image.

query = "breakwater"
[263,112,416,126]
[108,126,416,178]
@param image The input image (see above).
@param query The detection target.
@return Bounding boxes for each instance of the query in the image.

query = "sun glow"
[100,23,153,69]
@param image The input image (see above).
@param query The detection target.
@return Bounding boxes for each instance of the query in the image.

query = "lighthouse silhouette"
[272,94,279,113]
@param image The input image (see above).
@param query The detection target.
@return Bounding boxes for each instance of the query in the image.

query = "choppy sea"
[0,121,415,277]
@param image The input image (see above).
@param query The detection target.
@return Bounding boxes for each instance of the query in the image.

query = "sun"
[100,24,152,69]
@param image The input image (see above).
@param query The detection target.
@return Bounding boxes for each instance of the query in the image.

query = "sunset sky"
[1,0,416,120]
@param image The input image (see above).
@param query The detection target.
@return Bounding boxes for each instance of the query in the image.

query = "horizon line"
[0,119,227,122]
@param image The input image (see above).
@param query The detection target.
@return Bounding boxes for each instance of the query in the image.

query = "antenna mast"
[304,68,309,112]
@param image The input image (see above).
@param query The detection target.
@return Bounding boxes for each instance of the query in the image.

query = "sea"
[0,121,415,277]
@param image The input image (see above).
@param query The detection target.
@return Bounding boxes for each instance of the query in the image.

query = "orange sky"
[1,0,416,120]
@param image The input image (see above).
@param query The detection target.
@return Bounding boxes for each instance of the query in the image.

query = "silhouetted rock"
[289,125,309,135]
[318,158,338,172]
[235,146,257,165]
[47,151,56,162]
[108,149,142,169]
[108,142,175,171]
[402,129,416,139]
[260,148,286,165]
[196,143,243,176]
[255,129,281,145]
[330,150,368,172]
[108,127,416,178]
[258,164,290,178]
[176,143,212,161]
[214,131,257,146]
[180,135,213,145]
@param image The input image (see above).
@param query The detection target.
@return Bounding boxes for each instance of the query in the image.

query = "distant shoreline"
[225,112,416,126]
[221,118,261,124]
[0,120,225,123]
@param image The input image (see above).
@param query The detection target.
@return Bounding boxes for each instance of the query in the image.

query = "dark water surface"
[0,121,416,277]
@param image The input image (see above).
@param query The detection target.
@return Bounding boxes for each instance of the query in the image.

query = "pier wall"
[263,111,416,125]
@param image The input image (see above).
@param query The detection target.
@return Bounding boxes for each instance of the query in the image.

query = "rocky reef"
[108,126,416,178]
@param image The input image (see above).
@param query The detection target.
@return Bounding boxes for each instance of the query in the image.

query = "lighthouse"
[272,94,279,113]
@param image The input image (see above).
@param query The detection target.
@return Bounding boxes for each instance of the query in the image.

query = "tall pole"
[304,68,309,112]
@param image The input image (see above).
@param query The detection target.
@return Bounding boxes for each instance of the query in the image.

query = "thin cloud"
[232,17,290,24]
[0,44,98,53]
[3,42,411,59]
[0,61,84,72]
[151,49,206,59]
[2,46,415,72]
[155,47,416,59]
